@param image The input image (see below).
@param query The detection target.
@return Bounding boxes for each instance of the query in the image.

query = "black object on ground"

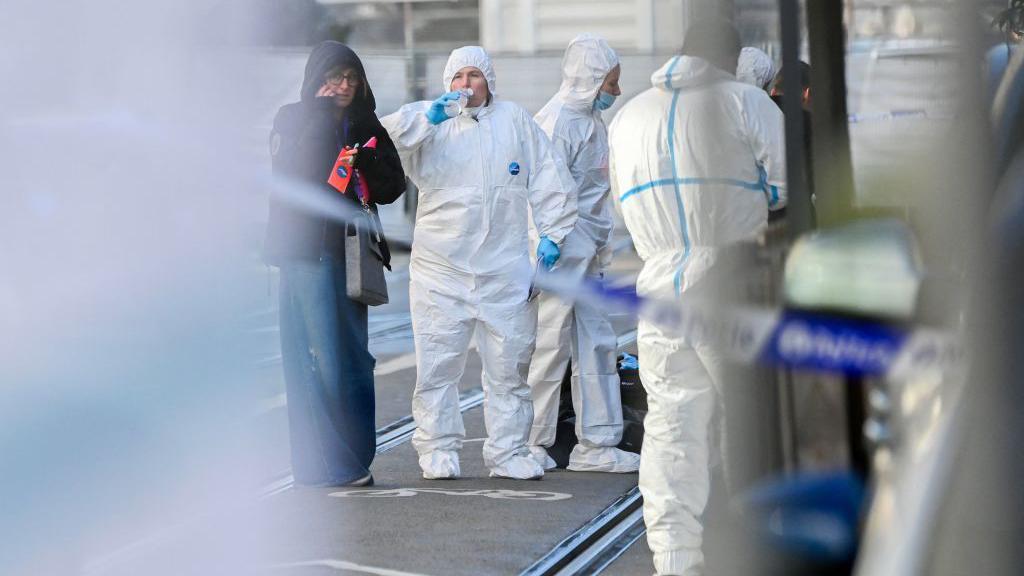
[547,354,647,468]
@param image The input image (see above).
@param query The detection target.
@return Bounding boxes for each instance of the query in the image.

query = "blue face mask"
[595,90,617,111]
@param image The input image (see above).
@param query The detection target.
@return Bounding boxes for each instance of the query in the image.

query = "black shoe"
[343,473,374,487]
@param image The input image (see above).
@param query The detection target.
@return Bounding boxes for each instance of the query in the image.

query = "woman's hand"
[339,147,358,167]
[316,83,338,99]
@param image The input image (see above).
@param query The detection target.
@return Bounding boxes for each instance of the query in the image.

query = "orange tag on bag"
[327,147,358,194]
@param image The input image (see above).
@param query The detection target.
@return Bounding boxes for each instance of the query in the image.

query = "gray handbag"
[345,201,389,306]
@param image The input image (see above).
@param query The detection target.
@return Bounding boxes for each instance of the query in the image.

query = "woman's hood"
[300,41,376,112]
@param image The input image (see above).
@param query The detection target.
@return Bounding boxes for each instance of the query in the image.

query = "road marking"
[271,559,430,576]
[330,488,573,502]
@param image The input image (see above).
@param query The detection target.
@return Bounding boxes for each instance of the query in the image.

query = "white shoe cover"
[489,454,545,480]
[528,446,558,471]
[419,450,460,479]
[567,445,640,473]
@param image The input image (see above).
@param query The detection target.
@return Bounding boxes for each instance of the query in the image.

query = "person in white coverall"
[736,47,775,91]
[381,46,576,481]
[527,34,641,474]
[608,21,786,575]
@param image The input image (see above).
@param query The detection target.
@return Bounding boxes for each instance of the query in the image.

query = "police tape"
[846,108,952,125]
[684,306,963,380]
[537,272,965,381]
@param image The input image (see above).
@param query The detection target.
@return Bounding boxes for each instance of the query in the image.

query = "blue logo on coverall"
[508,162,520,176]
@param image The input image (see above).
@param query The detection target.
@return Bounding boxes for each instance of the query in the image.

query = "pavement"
[229,198,649,576]
[260,409,639,576]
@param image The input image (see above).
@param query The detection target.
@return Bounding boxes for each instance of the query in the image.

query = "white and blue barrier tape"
[847,108,953,125]
[756,310,963,380]
[536,272,964,381]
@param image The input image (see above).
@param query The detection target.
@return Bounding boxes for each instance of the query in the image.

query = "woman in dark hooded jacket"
[264,41,406,487]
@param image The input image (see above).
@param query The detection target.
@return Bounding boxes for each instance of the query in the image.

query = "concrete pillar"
[637,0,655,53]
[480,0,501,52]
[518,0,537,54]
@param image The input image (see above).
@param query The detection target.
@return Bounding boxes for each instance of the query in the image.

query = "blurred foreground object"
[783,219,924,320]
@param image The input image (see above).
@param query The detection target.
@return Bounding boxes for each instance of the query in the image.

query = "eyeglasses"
[325,72,361,88]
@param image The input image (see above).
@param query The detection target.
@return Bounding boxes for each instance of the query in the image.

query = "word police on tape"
[666,303,963,380]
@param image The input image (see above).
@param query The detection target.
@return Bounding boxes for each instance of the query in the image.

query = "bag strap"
[346,191,382,244]
[354,169,371,207]
[353,135,377,207]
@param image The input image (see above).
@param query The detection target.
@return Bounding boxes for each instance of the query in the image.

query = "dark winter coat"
[264,41,406,267]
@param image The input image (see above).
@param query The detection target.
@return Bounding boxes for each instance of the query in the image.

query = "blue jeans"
[278,253,376,485]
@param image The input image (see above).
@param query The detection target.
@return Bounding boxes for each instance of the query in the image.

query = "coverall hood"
[650,55,735,91]
[555,34,620,112]
[442,46,497,96]
[736,47,775,90]
[300,41,377,113]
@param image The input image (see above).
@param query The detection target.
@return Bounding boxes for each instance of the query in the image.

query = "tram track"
[514,328,643,576]
[259,387,486,498]
[520,487,645,576]
[516,327,643,576]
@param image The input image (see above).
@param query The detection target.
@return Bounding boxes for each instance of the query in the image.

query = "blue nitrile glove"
[537,236,560,270]
[619,353,639,370]
[425,91,462,125]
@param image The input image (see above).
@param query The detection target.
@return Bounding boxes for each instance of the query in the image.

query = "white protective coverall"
[381,46,577,480]
[736,47,775,91]
[608,55,786,575]
[527,34,640,473]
